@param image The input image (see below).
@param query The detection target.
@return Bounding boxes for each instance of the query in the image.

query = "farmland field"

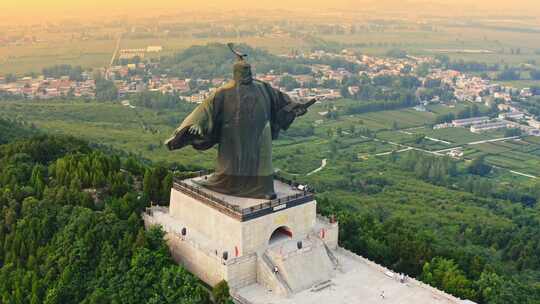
[419,127,503,145]
[463,138,540,176]
[2,99,539,178]
[427,102,489,116]
[3,13,540,76]
[355,109,435,130]
[0,35,313,75]
[0,100,216,167]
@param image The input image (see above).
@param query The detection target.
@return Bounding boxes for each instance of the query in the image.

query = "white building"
[499,111,525,120]
[452,116,490,127]
[146,45,163,53]
[470,121,509,133]
[528,119,540,129]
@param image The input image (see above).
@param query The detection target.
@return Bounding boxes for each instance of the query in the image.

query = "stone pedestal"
[143,175,339,290]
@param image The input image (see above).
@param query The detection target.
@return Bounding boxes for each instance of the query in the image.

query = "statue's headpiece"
[228,43,253,84]
[227,43,248,62]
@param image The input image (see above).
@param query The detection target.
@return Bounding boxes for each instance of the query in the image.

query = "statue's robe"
[167,79,300,198]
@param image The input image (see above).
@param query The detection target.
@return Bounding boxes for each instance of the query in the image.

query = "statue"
[165,44,315,199]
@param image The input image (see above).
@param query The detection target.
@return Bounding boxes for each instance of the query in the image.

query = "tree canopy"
[0,134,211,303]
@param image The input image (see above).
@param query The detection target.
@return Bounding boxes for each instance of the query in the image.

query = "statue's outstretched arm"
[165,93,217,151]
[270,85,317,139]
[289,98,317,116]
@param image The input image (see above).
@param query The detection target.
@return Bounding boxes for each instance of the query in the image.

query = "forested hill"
[0,133,215,303]
[155,43,311,78]
[0,118,37,145]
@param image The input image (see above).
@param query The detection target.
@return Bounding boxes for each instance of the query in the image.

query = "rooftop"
[173,175,313,222]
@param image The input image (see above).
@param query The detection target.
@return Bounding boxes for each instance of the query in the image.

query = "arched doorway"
[269,226,292,245]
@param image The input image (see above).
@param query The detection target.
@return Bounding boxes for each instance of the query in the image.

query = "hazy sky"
[1,0,539,24]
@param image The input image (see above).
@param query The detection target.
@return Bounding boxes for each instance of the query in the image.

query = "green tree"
[504,128,522,137]
[468,156,492,176]
[95,78,118,101]
[212,280,233,304]
[421,257,477,300]
[530,70,540,80]
[278,75,300,91]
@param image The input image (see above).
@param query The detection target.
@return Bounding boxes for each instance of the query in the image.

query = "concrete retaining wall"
[315,215,339,249]
[165,232,226,286]
[170,188,244,255]
[225,253,258,289]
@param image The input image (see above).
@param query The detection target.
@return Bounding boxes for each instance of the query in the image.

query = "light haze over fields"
[1,0,539,24]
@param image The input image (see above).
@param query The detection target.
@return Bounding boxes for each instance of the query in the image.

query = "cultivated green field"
[418,127,503,146]
[2,99,538,178]
[497,80,540,89]
[0,100,216,168]
[0,35,312,75]
[463,138,540,176]
[3,15,540,76]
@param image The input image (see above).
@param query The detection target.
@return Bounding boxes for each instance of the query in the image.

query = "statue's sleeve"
[268,85,299,140]
[165,91,221,151]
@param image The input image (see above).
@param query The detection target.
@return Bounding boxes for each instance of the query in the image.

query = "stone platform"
[184,176,304,209]
[173,176,314,222]
[143,177,475,304]
[234,247,476,304]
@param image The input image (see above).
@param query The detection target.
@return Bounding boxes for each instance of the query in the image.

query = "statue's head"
[233,61,253,85]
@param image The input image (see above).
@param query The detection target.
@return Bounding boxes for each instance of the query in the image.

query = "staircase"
[323,242,340,270]
[259,252,293,296]
[265,239,335,293]
[311,279,333,292]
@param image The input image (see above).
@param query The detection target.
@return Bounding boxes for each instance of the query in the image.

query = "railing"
[240,193,314,216]
[230,291,254,304]
[316,214,337,225]
[323,242,340,268]
[261,252,293,294]
[173,179,243,220]
[172,175,314,221]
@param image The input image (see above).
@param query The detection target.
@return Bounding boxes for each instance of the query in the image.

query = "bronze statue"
[165,44,315,199]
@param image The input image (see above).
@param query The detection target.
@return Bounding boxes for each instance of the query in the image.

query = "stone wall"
[225,253,258,289]
[168,188,318,256]
[165,232,226,286]
[242,201,317,253]
[169,188,243,256]
[144,210,259,288]
[315,215,339,249]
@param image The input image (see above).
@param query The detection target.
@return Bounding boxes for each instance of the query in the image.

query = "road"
[376,147,412,156]
[463,136,521,146]
[110,34,122,68]
[307,159,327,176]
[425,136,452,145]
[370,136,445,156]
[275,158,328,177]
[369,134,536,179]
[507,170,537,179]
[434,136,521,154]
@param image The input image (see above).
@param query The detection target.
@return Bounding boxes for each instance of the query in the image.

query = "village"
[1,48,539,137]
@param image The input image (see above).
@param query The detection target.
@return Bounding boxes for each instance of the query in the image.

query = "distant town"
[1,46,539,138]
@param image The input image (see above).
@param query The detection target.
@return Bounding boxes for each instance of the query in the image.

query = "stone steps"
[311,279,333,292]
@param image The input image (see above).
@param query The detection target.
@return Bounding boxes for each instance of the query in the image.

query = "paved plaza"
[235,248,474,304]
